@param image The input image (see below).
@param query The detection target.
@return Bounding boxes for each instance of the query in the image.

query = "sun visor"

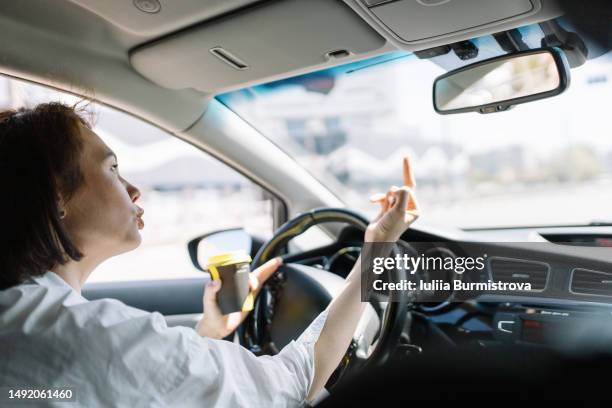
[130,0,386,93]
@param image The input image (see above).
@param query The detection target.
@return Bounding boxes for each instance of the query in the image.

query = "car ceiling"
[0,0,563,133]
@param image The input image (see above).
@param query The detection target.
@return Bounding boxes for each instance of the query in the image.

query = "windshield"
[218,28,612,229]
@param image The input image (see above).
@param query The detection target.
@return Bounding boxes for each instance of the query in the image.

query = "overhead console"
[130,0,386,93]
[359,0,542,44]
[347,0,562,49]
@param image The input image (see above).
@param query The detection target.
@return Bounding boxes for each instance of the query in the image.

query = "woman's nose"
[126,180,141,203]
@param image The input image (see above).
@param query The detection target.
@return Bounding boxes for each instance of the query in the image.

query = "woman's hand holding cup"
[196,257,282,339]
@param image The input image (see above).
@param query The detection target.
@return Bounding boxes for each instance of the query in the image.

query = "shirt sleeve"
[161,308,329,408]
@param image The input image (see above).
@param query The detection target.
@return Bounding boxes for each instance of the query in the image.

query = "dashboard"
[294,223,612,353]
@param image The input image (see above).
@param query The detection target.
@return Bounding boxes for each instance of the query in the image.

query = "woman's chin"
[122,229,143,252]
[132,231,143,248]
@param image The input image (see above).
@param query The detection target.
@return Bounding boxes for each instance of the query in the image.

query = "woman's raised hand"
[365,156,420,243]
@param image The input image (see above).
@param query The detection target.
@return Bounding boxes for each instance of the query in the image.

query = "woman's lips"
[135,206,145,230]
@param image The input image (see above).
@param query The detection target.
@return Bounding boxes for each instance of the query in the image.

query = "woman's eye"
[111,164,119,172]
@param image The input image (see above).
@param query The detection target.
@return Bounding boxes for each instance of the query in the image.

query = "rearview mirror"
[433,48,570,114]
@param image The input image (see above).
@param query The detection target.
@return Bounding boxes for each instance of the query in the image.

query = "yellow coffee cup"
[207,250,254,314]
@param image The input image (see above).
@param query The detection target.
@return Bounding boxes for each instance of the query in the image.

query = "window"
[1,76,276,282]
[219,33,612,229]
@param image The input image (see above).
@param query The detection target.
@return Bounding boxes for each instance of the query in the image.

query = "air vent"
[570,269,612,297]
[489,258,549,291]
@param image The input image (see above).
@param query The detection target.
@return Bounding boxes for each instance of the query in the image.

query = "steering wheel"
[239,207,411,372]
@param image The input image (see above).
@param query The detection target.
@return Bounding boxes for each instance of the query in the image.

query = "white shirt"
[0,271,328,407]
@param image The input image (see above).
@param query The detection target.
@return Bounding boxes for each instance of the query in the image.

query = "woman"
[0,102,419,406]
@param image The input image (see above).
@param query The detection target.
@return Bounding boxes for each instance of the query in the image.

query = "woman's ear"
[57,194,67,219]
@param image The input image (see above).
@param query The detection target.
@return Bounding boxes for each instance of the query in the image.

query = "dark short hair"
[0,102,93,289]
